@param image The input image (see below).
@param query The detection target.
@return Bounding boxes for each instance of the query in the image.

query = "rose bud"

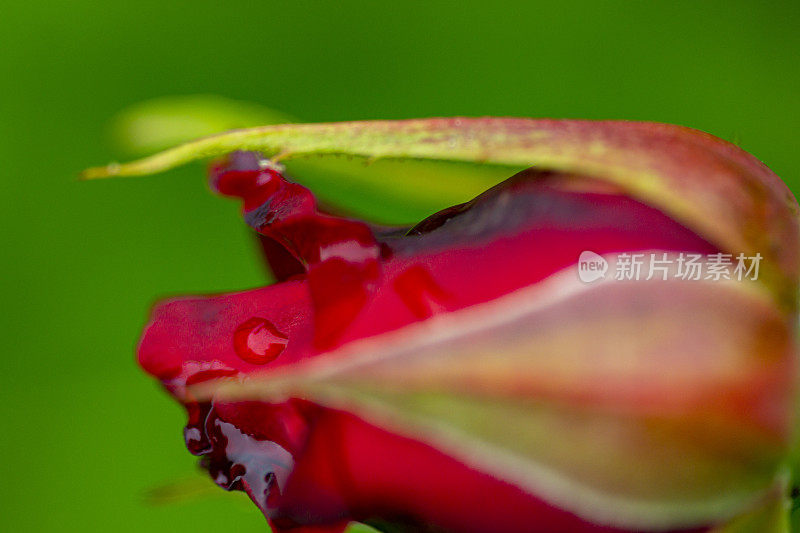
[86,119,799,532]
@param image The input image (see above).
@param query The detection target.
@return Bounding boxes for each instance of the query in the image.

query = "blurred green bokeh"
[2,1,798,531]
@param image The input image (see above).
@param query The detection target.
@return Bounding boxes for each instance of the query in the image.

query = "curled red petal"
[138,160,738,531]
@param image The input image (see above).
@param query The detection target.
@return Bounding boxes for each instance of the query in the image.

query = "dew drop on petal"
[233,317,288,364]
[205,418,295,515]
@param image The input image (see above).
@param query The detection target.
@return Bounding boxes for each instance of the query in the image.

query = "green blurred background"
[2,1,799,530]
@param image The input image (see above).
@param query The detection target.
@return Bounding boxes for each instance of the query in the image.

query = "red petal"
[138,162,722,531]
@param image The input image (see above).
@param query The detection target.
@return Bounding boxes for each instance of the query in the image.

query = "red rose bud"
[87,119,798,532]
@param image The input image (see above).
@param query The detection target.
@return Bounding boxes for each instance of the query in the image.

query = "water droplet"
[233,318,288,364]
[205,418,295,514]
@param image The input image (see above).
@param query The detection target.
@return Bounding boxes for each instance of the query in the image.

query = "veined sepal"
[83,117,800,307]
[191,265,795,531]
